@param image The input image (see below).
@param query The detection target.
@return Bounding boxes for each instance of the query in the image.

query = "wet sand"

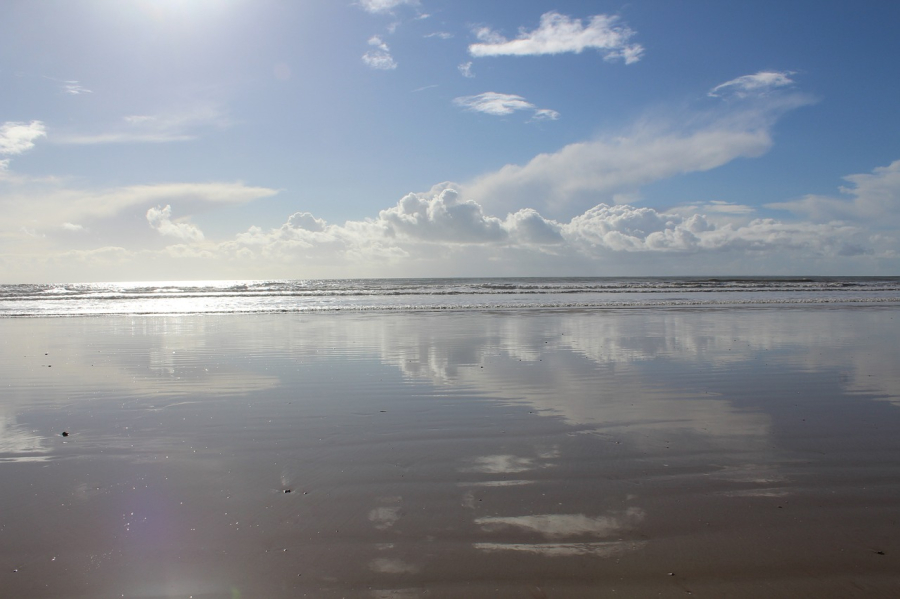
[1,306,900,598]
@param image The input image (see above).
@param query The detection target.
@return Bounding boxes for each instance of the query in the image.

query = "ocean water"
[2,276,899,317]
[3,283,900,596]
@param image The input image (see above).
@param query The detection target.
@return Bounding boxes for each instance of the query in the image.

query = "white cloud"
[561,203,865,255]
[61,222,85,232]
[0,121,46,160]
[709,71,795,99]
[146,205,205,241]
[363,36,397,70]
[54,105,229,144]
[453,92,559,121]
[531,108,560,121]
[465,127,773,219]
[454,92,534,116]
[469,12,643,64]
[64,81,92,95]
[425,32,453,40]
[503,208,564,245]
[472,26,505,45]
[767,159,900,225]
[358,0,419,14]
[379,188,507,243]
[458,61,474,78]
[40,75,92,96]
[4,184,893,282]
[213,183,878,270]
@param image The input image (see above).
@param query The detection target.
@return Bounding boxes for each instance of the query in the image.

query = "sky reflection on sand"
[1,307,900,597]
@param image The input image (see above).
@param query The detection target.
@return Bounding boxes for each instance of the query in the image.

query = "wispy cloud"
[0,181,278,236]
[768,159,900,226]
[425,31,453,39]
[531,109,560,122]
[465,126,774,219]
[41,75,92,95]
[362,36,398,70]
[469,12,643,63]
[454,92,532,116]
[709,71,795,98]
[63,81,92,95]
[54,105,229,145]
[358,0,419,15]
[453,92,558,121]
[458,61,474,78]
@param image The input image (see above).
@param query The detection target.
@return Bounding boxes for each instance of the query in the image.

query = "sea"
[2,276,899,317]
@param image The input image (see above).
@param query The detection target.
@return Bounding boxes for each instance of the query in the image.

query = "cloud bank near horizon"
[2,155,895,281]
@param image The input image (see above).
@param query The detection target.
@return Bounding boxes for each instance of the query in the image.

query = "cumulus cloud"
[212,182,878,276]
[453,92,559,121]
[0,121,46,163]
[767,159,900,225]
[465,126,774,219]
[358,0,419,14]
[146,205,204,241]
[504,208,564,245]
[216,186,569,272]
[379,188,506,243]
[55,105,230,144]
[560,203,864,256]
[469,12,643,63]
[709,71,795,99]
[363,36,398,70]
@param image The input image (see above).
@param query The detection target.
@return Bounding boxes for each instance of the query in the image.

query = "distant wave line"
[3,295,899,318]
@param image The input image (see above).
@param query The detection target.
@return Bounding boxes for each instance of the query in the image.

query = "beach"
[2,304,900,597]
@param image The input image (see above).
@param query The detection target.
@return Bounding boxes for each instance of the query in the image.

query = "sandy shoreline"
[1,307,899,597]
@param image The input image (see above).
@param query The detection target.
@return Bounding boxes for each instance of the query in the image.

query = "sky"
[1,0,899,282]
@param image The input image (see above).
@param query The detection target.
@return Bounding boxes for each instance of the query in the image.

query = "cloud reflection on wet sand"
[1,308,899,597]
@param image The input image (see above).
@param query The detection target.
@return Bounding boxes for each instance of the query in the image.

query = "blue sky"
[1,0,899,281]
